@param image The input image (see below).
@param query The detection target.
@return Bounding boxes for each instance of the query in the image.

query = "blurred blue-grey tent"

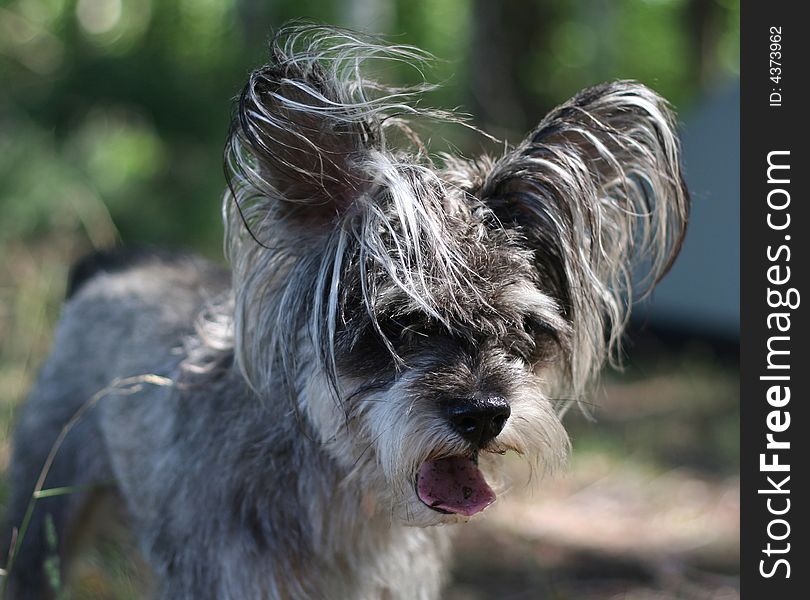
[638,81,740,341]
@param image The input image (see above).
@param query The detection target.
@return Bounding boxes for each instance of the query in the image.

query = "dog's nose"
[446,397,510,448]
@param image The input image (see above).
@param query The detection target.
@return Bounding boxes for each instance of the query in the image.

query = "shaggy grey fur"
[3,25,688,599]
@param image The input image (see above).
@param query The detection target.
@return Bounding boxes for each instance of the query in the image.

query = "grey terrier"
[3,25,688,600]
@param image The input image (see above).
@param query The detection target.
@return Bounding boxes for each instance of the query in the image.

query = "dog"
[3,24,688,599]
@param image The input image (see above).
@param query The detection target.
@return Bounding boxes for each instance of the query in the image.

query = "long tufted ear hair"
[225,27,422,239]
[478,81,689,397]
[221,25,474,399]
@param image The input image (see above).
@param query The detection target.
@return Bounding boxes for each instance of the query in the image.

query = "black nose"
[446,397,510,448]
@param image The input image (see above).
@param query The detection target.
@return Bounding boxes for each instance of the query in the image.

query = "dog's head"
[221,26,688,526]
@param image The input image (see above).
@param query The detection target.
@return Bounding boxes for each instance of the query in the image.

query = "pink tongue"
[417,457,495,517]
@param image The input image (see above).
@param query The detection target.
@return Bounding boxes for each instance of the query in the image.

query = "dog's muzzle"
[445,396,510,448]
[414,396,510,517]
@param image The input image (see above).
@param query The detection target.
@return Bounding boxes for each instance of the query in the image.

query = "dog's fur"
[3,25,688,599]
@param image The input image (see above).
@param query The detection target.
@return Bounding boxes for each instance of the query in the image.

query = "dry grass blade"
[1,374,172,591]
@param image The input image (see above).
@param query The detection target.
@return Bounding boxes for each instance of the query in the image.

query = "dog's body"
[7,252,448,599]
[4,26,688,599]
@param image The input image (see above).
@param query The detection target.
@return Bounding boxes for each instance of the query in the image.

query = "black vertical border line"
[741,1,806,596]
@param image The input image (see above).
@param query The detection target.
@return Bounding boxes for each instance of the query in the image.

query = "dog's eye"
[507,331,536,363]
[507,316,560,364]
[378,315,427,344]
[524,315,559,343]
[529,316,565,361]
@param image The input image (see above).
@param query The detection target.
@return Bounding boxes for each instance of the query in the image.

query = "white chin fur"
[301,367,568,527]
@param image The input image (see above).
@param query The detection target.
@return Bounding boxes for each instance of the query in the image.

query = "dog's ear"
[225,58,373,237]
[478,81,689,390]
[222,27,450,398]
[223,28,446,247]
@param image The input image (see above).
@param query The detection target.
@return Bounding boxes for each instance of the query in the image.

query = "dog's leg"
[3,362,113,598]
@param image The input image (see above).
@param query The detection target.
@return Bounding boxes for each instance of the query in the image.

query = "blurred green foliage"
[0,3,739,594]
[1,0,739,254]
[0,0,740,424]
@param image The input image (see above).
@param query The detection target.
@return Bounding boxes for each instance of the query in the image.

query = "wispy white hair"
[479,83,689,397]
[222,25,483,399]
[220,24,689,403]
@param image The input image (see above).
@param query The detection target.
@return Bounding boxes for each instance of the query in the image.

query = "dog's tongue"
[417,457,495,517]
